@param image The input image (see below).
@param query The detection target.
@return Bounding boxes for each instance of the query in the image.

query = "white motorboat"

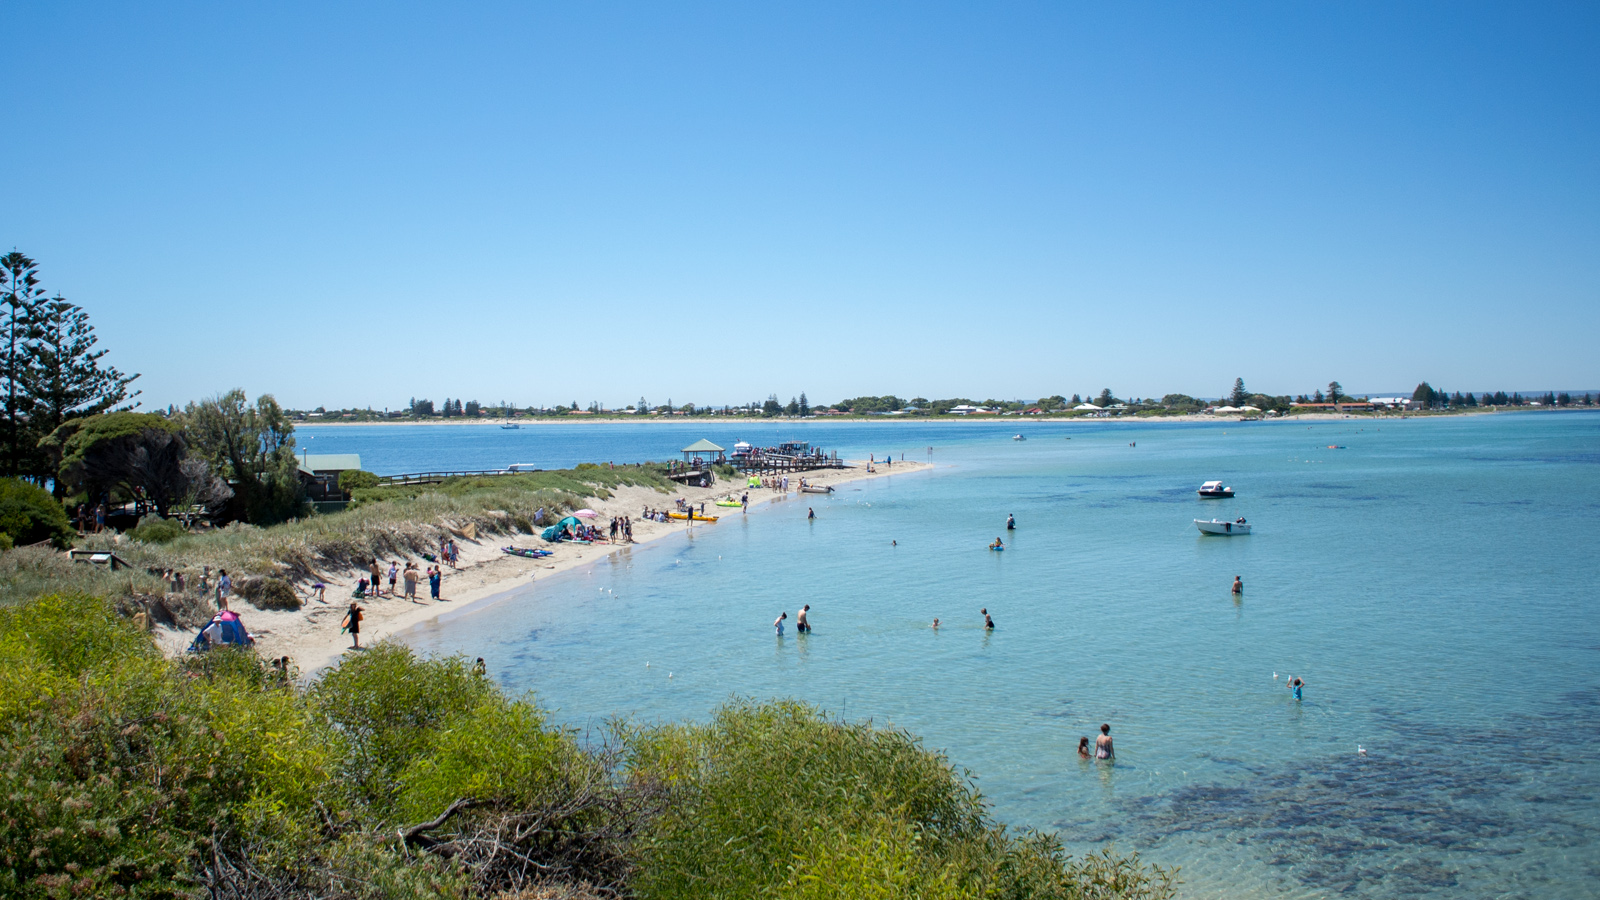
[500,422,520,430]
[1195,518,1251,535]
[1197,480,1234,498]
[1012,434,1027,441]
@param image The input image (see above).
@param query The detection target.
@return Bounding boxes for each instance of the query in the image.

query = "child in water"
[774,612,787,635]
[1078,736,1091,759]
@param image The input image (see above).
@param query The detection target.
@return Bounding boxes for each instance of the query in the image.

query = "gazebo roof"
[681,439,725,453]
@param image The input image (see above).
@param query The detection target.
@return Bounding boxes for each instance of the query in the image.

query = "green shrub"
[238,575,302,610]
[339,469,381,492]
[129,513,186,544]
[0,478,73,549]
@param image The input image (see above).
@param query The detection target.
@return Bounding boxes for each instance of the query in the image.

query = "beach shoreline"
[155,459,934,676]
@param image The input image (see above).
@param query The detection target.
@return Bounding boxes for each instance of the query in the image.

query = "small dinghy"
[1195,518,1251,535]
[1012,434,1027,441]
[1197,480,1234,498]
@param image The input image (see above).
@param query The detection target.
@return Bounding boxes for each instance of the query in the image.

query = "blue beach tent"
[541,515,582,542]
[188,609,255,652]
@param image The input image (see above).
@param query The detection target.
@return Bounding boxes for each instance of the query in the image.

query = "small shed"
[680,439,726,465]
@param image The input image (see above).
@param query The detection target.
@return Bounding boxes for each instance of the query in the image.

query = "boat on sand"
[667,511,719,522]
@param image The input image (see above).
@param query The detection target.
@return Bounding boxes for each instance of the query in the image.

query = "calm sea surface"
[301,415,1600,899]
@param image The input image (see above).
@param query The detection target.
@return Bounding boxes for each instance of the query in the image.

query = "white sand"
[155,459,932,675]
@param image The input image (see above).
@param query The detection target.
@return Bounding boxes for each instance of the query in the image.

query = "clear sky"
[5,2,1597,409]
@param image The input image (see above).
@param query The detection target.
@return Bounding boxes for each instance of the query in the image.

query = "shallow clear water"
[316,415,1600,898]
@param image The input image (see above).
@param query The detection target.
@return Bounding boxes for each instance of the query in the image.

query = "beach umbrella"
[573,508,599,518]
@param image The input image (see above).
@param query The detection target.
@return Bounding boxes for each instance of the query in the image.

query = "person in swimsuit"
[1078,736,1091,758]
[1291,678,1303,701]
[808,508,815,519]
[982,608,995,629]
[932,618,940,629]
[796,604,811,633]
[369,559,383,596]
[1006,514,1015,530]
[1095,724,1114,760]
[774,612,787,635]
[343,602,364,649]
[388,562,399,595]
[1232,576,1243,594]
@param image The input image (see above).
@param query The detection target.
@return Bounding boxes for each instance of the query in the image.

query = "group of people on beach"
[354,557,444,603]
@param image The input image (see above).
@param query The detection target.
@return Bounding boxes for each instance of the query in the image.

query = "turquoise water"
[320,415,1600,898]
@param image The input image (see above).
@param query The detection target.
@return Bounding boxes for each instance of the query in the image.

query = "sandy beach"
[154,459,933,675]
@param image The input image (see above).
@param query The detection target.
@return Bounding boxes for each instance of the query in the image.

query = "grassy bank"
[0,465,678,616]
[0,592,1175,900]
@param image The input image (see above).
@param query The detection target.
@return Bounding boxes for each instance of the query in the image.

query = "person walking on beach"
[774,611,787,635]
[429,566,442,601]
[403,564,419,601]
[388,561,399,596]
[342,602,364,649]
[981,608,995,630]
[1095,724,1114,760]
[448,540,459,569]
[796,604,811,633]
[1232,576,1243,594]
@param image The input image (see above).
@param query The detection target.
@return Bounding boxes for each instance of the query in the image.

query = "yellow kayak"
[667,511,719,522]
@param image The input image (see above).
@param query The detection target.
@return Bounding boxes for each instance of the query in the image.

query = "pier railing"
[376,468,536,486]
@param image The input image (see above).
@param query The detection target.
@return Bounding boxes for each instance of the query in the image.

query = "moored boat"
[1197,480,1234,498]
[1195,518,1251,535]
[1013,434,1026,441]
[800,484,833,494]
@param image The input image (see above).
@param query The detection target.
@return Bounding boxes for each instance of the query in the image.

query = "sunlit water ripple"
[304,414,1600,899]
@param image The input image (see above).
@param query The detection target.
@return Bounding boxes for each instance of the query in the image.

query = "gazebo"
[681,439,726,465]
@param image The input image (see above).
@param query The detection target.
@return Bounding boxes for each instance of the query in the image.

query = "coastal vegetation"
[0,592,1175,900]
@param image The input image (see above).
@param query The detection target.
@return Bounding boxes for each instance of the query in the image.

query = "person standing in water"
[981,608,995,629]
[807,507,815,519]
[1232,576,1243,594]
[1078,736,1091,759]
[796,604,811,633]
[1006,514,1015,530]
[774,612,787,635]
[1291,677,1303,701]
[1095,724,1114,760]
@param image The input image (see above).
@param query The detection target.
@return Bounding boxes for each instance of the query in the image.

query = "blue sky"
[5,2,1597,409]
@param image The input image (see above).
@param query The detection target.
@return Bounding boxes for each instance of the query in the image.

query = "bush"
[0,595,1175,900]
[237,575,302,610]
[129,514,186,544]
[339,469,381,492]
[0,478,73,549]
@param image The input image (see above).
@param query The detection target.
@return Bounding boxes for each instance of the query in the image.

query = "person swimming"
[990,537,1004,550]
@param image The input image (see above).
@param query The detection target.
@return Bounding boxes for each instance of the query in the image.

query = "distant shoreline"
[294,408,1545,427]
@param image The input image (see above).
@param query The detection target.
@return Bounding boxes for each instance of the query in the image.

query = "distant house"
[298,453,362,501]
[947,405,981,415]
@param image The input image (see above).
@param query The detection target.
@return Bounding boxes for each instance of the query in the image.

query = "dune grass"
[0,466,677,612]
